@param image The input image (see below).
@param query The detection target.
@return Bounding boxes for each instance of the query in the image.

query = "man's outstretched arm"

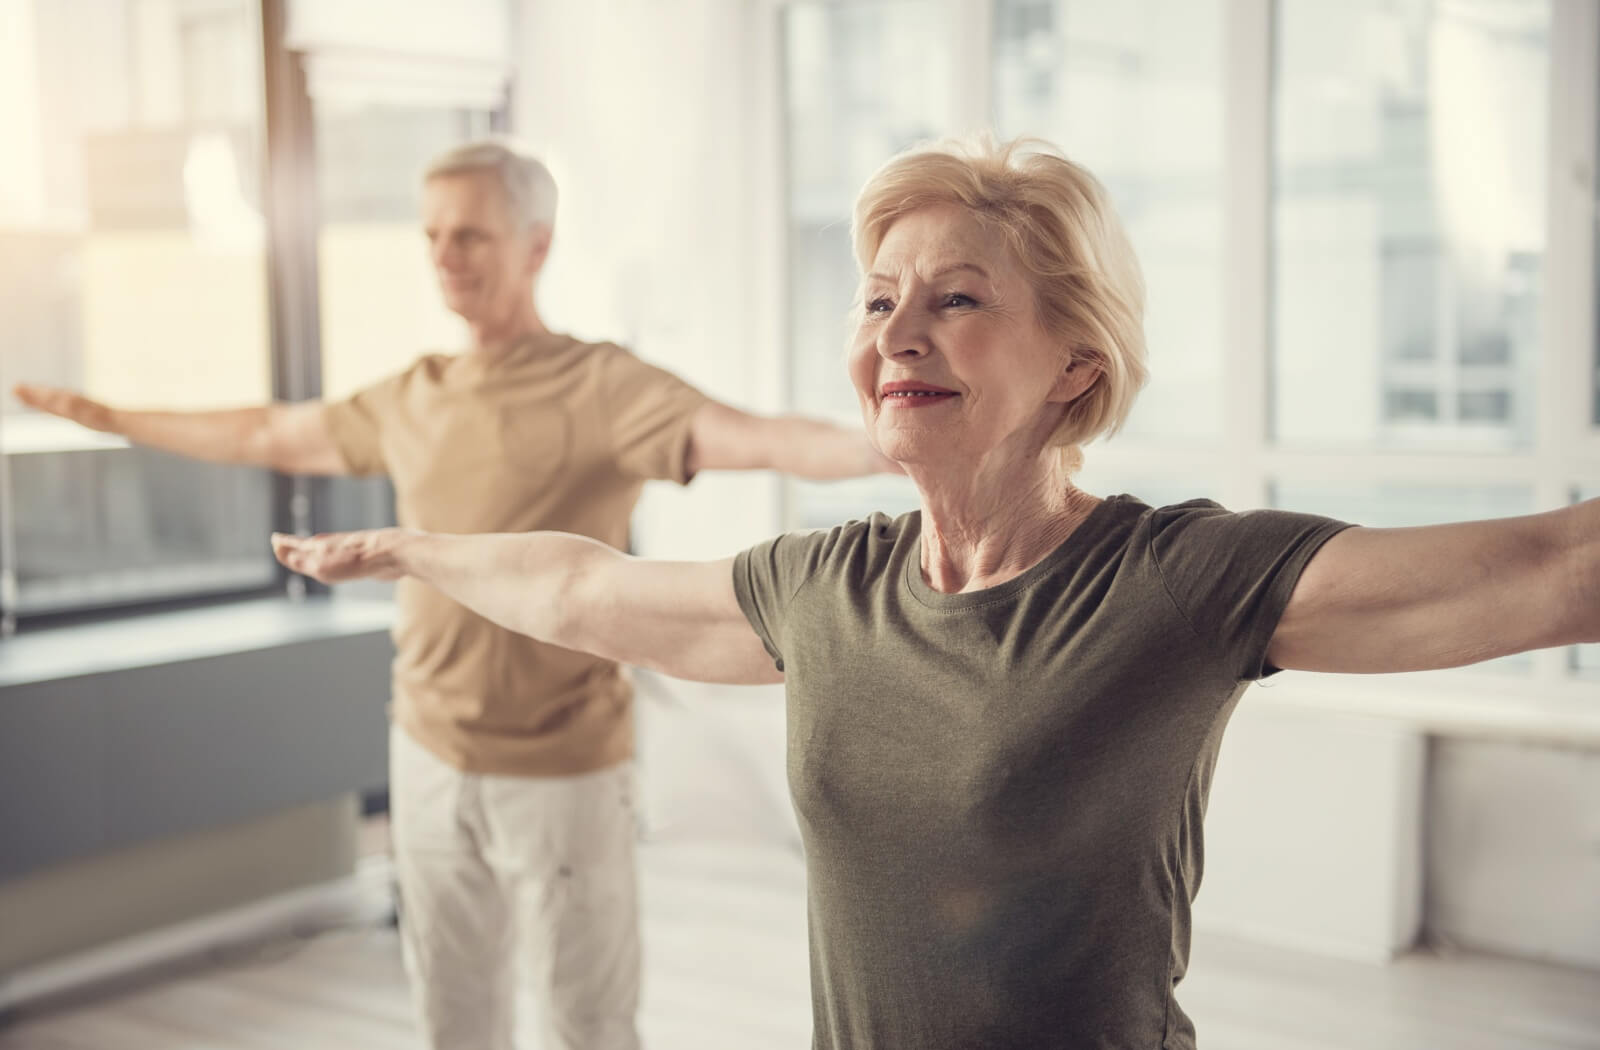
[684,400,897,480]
[12,383,349,476]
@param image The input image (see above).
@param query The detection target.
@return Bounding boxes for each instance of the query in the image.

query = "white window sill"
[1,416,128,455]
[1253,668,1600,746]
[0,596,394,689]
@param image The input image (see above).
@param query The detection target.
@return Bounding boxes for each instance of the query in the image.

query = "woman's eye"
[943,293,976,308]
[866,297,894,314]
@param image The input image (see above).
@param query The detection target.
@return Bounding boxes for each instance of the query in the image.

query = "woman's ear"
[1049,350,1102,404]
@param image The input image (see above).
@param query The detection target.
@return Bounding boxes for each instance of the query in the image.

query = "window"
[316,105,488,401]
[293,0,513,543]
[1272,0,1547,452]
[782,0,1230,529]
[0,0,277,620]
[993,0,1227,446]
[783,0,947,527]
[0,0,516,626]
[772,0,1597,693]
[313,103,499,541]
[1267,0,1563,679]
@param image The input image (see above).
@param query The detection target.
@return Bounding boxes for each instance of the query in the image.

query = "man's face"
[421,172,548,324]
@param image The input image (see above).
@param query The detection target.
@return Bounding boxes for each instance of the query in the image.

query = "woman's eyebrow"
[866,262,991,284]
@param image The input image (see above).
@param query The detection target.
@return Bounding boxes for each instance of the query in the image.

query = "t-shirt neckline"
[903,493,1134,610]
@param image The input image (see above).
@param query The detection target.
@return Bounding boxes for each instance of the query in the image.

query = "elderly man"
[14,139,890,1050]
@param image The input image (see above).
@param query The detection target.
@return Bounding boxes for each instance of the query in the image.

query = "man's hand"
[13,383,117,433]
[11,382,350,475]
[273,529,411,584]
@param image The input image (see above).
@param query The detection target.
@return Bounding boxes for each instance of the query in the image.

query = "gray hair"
[423,139,558,231]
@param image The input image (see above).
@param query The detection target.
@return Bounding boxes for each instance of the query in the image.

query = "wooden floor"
[3,841,1597,1050]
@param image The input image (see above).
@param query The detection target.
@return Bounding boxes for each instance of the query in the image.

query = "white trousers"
[389,726,642,1050]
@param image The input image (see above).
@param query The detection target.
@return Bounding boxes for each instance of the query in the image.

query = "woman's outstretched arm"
[1268,499,1599,674]
[272,529,782,686]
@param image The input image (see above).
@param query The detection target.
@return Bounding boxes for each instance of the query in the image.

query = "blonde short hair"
[852,136,1148,464]
[424,138,558,232]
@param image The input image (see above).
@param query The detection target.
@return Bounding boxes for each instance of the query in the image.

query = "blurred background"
[0,0,1597,1047]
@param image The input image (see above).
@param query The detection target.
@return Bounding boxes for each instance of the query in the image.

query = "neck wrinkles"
[913,457,1099,594]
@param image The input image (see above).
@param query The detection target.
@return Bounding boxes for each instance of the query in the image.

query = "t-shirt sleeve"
[600,345,712,484]
[321,369,409,478]
[1149,502,1354,681]
[731,528,837,673]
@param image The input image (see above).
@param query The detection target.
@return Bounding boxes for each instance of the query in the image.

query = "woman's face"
[848,203,1094,473]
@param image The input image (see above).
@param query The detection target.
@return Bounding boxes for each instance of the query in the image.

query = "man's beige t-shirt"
[323,332,708,777]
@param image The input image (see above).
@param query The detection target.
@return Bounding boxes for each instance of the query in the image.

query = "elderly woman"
[275,138,1597,1049]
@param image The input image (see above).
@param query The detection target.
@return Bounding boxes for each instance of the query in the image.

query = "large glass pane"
[1273,0,1548,451]
[1272,480,1533,529]
[993,0,1225,444]
[784,0,949,520]
[1272,480,1535,674]
[316,103,486,401]
[0,0,275,618]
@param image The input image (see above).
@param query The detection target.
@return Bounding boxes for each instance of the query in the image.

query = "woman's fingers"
[271,530,396,583]
[271,532,318,578]
[272,531,348,582]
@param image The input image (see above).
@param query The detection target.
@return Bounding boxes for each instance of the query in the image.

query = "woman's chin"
[876,439,943,471]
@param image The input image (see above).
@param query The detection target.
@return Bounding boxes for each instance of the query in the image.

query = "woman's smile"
[881,380,959,407]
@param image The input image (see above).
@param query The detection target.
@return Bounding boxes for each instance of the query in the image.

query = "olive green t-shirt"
[731,495,1351,1049]
[323,332,708,776]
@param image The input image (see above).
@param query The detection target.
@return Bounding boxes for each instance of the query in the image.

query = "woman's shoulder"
[1118,494,1351,569]
[1083,494,1326,562]
[743,509,919,586]
[1120,494,1225,521]
[1065,493,1225,546]
[1108,493,1337,530]
[775,508,919,560]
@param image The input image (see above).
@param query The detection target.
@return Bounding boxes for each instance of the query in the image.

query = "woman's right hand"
[272,529,413,584]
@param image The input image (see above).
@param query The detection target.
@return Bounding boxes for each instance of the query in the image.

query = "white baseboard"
[0,855,395,1014]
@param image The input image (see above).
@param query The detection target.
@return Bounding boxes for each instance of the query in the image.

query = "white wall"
[1195,702,1425,962]
[1427,738,1600,971]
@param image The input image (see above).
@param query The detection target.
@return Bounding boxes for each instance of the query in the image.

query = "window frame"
[0,0,290,632]
[0,0,516,632]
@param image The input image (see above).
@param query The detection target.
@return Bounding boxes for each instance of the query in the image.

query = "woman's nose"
[877,309,929,360]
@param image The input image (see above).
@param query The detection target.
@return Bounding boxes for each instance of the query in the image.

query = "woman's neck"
[913,459,1100,594]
